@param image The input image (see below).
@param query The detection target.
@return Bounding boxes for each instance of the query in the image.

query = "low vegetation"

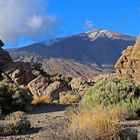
[0,82,32,114]
[59,93,79,104]
[81,78,140,117]
[1,77,140,139]
[66,106,121,140]
[0,111,30,136]
[32,93,79,105]
[31,95,52,105]
[58,77,140,140]
[63,106,138,140]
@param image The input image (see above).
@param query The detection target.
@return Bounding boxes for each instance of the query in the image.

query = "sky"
[0,0,140,48]
[48,0,140,36]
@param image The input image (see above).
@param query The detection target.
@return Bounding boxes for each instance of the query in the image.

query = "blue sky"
[1,0,140,48]
[48,0,140,37]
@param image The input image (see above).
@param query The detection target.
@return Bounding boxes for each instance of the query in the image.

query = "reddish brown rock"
[115,35,140,85]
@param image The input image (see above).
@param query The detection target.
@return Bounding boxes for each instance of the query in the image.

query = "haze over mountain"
[9,29,135,78]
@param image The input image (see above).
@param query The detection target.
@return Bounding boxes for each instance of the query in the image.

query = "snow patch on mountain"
[86,29,135,41]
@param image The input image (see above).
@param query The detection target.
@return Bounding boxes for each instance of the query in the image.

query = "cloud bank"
[0,0,59,45]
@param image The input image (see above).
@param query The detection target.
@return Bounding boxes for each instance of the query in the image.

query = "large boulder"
[70,77,91,96]
[28,75,50,97]
[115,35,140,85]
[28,75,70,102]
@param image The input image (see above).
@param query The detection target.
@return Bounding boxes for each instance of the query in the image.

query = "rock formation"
[28,74,90,102]
[70,77,92,96]
[28,74,70,101]
[0,39,35,85]
[0,39,92,103]
[2,62,35,85]
[115,35,140,85]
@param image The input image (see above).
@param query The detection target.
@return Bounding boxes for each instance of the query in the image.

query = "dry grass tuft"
[59,94,79,104]
[67,106,122,140]
[31,95,52,105]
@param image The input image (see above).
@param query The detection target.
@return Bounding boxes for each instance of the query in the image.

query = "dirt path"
[0,105,69,140]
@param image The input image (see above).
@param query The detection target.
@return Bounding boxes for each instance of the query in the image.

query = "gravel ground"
[0,105,69,140]
[0,105,140,140]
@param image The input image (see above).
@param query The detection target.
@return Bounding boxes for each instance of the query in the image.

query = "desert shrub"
[31,95,52,105]
[0,111,30,136]
[66,106,121,140]
[0,82,32,114]
[81,78,140,115]
[59,93,79,104]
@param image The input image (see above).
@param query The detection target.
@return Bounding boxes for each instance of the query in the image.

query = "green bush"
[0,82,32,114]
[81,78,140,114]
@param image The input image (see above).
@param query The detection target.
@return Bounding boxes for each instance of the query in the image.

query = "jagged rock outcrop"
[115,35,140,85]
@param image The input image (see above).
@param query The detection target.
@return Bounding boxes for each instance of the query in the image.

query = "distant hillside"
[9,29,135,78]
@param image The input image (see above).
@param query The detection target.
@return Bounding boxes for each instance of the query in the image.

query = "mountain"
[9,29,136,78]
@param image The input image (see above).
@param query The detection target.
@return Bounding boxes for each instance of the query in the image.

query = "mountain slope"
[9,29,136,78]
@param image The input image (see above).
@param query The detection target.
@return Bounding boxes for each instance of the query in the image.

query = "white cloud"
[26,15,43,29]
[0,0,59,45]
[84,20,94,31]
